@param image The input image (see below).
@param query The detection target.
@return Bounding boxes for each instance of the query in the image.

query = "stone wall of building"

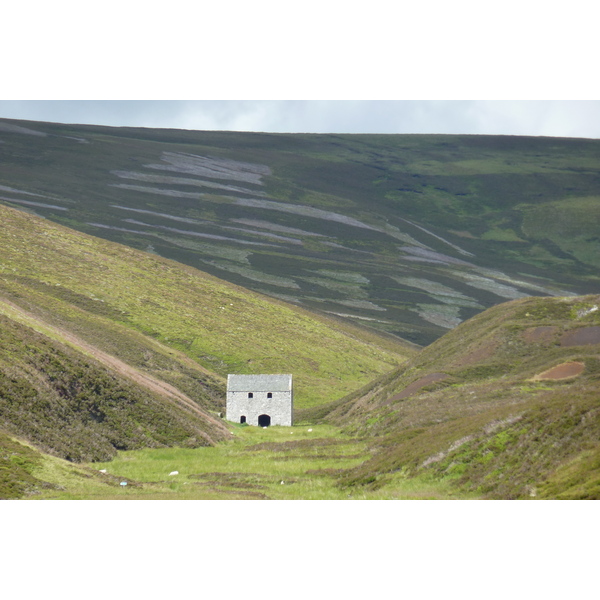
[226,374,293,426]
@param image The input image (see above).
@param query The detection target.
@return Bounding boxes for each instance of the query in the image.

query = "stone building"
[226,374,293,427]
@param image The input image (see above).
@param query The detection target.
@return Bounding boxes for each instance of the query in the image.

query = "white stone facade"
[226,374,293,427]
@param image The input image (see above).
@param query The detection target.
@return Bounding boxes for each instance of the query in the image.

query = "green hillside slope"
[0,204,408,413]
[314,294,600,499]
[1,118,598,346]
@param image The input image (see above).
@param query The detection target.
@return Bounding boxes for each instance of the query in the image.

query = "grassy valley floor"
[22,424,474,500]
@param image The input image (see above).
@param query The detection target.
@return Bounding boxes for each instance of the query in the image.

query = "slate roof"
[227,374,292,392]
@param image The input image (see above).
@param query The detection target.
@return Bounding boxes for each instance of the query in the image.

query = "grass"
[23,424,469,500]
[537,445,600,499]
[520,196,600,267]
[0,433,51,499]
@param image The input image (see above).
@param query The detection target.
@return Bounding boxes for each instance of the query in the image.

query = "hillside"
[1,118,598,346]
[0,199,407,407]
[0,312,231,461]
[0,201,413,496]
[1,118,599,500]
[2,285,599,499]
[311,294,600,499]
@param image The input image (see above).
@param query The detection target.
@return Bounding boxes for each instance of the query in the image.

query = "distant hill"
[312,294,600,499]
[1,118,598,346]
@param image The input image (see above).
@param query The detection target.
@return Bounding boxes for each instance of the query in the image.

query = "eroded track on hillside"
[0,296,232,443]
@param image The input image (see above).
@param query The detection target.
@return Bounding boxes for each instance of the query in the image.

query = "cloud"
[0,100,599,138]
[179,101,599,138]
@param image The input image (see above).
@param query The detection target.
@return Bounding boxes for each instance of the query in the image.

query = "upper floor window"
[267,392,273,398]
[248,392,253,398]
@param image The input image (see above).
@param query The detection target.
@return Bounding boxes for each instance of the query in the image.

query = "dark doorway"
[240,415,246,424]
[258,414,271,427]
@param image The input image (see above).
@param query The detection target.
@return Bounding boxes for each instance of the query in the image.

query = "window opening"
[267,392,273,398]
[248,392,253,398]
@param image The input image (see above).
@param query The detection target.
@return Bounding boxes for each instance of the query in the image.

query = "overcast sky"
[1,100,598,138]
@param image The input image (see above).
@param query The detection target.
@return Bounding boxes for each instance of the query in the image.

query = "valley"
[0,119,599,500]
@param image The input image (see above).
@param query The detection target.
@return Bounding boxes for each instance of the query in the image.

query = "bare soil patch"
[531,361,585,381]
[561,327,600,347]
[523,326,559,344]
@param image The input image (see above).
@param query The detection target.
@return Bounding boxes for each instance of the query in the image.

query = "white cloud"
[1,100,599,138]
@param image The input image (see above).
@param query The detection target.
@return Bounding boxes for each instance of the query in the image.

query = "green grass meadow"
[26,424,469,500]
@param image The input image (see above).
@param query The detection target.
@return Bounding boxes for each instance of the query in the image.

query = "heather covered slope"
[312,294,600,499]
[1,118,598,346]
[0,313,230,462]
[0,432,58,499]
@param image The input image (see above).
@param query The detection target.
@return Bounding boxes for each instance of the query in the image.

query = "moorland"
[0,118,598,499]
